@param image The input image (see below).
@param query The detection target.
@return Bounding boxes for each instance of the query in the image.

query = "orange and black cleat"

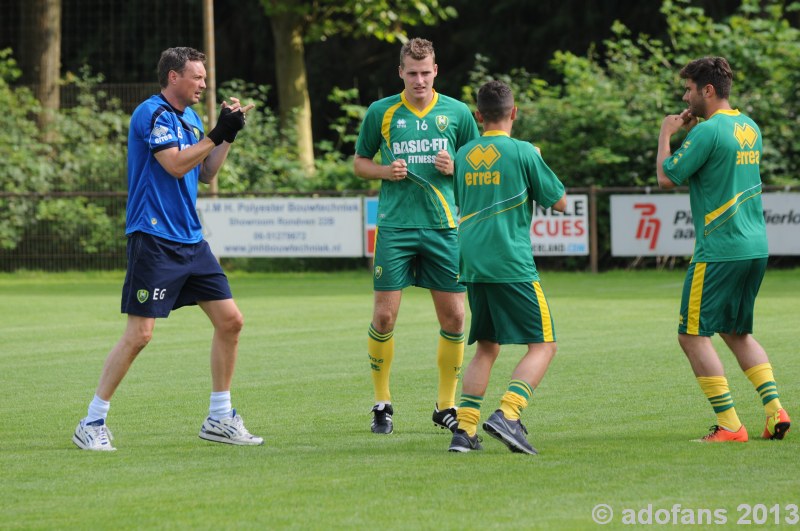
[697,424,749,443]
[762,408,791,440]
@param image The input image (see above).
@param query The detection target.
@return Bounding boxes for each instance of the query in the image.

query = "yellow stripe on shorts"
[532,281,554,342]
[687,263,706,335]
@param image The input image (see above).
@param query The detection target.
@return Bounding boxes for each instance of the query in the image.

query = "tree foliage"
[2,0,799,270]
[452,0,799,264]
[261,0,457,43]
[259,0,458,175]
[469,0,800,188]
[0,52,127,258]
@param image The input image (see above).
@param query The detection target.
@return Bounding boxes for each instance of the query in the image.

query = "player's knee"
[372,312,396,333]
[441,312,465,333]
[125,327,152,352]
[140,329,153,346]
[536,341,557,361]
[221,310,244,336]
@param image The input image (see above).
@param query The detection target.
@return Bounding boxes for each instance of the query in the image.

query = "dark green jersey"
[355,90,480,228]
[454,131,566,283]
[663,109,768,262]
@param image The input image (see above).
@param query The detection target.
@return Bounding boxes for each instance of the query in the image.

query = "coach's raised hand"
[206,98,255,145]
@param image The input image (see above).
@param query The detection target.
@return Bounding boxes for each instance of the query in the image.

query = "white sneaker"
[199,409,264,446]
[73,418,116,451]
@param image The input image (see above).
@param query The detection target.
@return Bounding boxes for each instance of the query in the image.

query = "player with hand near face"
[656,56,790,443]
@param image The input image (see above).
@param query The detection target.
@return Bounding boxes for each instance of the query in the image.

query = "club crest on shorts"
[374,266,383,279]
[137,289,149,303]
[436,115,449,132]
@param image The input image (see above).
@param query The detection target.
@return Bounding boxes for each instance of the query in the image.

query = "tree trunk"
[270,11,316,176]
[18,0,61,133]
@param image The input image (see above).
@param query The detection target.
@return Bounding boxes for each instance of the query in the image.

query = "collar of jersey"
[709,108,740,119]
[400,90,439,118]
[483,130,509,137]
[158,93,185,116]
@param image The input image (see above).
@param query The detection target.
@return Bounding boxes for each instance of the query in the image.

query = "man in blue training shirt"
[72,47,262,451]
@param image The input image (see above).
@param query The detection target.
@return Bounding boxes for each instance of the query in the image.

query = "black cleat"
[483,409,538,455]
[432,405,458,432]
[371,403,394,434]
[448,429,482,452]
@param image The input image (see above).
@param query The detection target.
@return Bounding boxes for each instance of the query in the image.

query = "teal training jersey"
[663,109,768,262]
[355,90,480,229]
[454,131,566,283]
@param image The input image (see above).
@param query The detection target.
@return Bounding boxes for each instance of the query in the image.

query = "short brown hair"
[680,56,733,99]
[477,80,514,122]
[399,38,435,68]
[157,47,206,88]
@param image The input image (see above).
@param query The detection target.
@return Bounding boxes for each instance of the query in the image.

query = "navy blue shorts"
[121,232,233,318]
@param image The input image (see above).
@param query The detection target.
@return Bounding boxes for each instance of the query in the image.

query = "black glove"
[220,108,246,143]
[206,107,246,145]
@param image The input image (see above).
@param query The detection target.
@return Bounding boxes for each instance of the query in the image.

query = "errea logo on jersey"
[151,125,174,145]
[466,145,501,170]
[396,119,407,129]
[734,123,757,149]
[464,144,502,186]
[734,123,760,165]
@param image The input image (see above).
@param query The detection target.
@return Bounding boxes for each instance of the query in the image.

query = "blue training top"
[126,94,206,243]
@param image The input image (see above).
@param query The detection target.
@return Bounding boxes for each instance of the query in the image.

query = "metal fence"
[0,190,368,272]
[4,185,797,273]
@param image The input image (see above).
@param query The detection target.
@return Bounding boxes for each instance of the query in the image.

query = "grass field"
[1,268,799,530]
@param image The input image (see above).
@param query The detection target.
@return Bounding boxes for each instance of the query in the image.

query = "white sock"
[86,394,110,423]
[209,391,232,420]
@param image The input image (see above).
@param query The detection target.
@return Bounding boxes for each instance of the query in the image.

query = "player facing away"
[448,80,567,454]
[354,38,480,434]
[72,47,263,451]
[656,56,790,443]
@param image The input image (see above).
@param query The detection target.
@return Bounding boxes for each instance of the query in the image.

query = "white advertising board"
[530,194,589,256]
[610,193,800,256]
[196,198,363,257]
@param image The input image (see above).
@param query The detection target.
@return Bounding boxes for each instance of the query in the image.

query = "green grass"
[1,269,799,530]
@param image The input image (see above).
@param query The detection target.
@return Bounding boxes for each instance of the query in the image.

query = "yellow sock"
[744,363,783,416]
[499,379,533,421]
[436,330,464,410]
[368,324,394,403]
[457,394,483,437]
[697,376,742,431]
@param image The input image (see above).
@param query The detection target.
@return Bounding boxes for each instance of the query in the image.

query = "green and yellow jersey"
[663,109,768,262]
[355,90,480,229]
[454,131,565,283]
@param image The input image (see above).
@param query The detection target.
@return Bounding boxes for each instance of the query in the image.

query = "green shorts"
[466,281,556,345]
[678,258,767,336]
[372,227,465,292]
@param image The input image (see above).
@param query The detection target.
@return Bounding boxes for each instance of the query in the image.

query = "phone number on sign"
[591,503,800,526]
